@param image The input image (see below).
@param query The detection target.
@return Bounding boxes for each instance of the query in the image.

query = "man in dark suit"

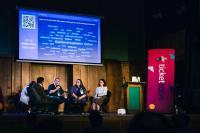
[28,77,49,113]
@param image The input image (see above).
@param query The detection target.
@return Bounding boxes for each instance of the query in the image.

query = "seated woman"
[68,79,87,113]
[19,81,36,112]
[92,79,108,111]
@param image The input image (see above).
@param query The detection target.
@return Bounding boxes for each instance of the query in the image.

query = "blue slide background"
[19,9,101,64]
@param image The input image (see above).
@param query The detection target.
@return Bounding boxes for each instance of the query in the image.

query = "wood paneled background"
[0,58,133,112]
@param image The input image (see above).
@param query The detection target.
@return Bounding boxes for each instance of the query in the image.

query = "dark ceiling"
[1,0,197,36]
[14,0,195,34]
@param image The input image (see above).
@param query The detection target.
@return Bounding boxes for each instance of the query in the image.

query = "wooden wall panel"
[121,62,130,108]
[56,65,67,91]
[73,65,81,84]
[105,61,123,112]
[87,66,98,96]
[21,62,30,89]
[0,58,12,96]
[31,63,43,82]
[42,64,56,89]
[121,62,130,82]
[96,65,106,80]
[80,65,88,91]
[12,62,21,93]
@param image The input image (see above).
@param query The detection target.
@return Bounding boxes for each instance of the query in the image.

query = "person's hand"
[56,86,60,90]
[78,97,82,100]
[63,92,67,99]
[98,93,103,97]
[63,93,67,99]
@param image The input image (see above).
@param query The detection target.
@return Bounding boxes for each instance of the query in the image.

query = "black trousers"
[65,98,86,113]
[48,96,67,112]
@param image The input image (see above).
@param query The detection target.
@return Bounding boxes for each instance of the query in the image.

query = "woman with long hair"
[68,79,87,113]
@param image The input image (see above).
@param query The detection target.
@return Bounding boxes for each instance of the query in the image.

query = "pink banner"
[146,49,175,113]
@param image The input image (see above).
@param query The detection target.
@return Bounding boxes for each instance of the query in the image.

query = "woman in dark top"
[68,79,87,113]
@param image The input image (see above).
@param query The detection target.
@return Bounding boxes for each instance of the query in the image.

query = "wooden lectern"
[124,82,146,113]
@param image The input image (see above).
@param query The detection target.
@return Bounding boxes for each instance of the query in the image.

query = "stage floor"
[1,113,200,133]
[0,112,133,133]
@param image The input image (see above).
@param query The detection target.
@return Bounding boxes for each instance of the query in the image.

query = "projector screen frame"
[17,7,103,66]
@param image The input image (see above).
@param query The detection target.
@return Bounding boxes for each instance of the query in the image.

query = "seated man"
[47,77,67,113]
[28,77,49,113]
[68,79,87,113]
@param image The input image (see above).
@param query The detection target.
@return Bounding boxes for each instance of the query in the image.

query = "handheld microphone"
[56,85,61,91]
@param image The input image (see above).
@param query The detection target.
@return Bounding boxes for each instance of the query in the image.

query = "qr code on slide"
[22,15,36,29]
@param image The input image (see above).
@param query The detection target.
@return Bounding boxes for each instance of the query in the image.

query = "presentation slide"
[19,9,101,64]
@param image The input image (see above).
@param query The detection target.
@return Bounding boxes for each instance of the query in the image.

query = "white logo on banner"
[148,66,154,72]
